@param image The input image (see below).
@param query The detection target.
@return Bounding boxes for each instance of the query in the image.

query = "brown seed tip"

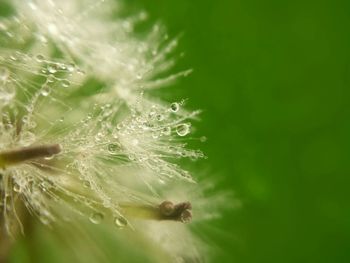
[158,200,193,223]
[159,201,175,216]
[180,209,192,223]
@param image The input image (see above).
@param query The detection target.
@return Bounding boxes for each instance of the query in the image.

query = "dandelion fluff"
[0,0,222,262]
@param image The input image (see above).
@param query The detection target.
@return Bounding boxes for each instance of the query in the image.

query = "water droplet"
[151,131,159,139]
[41,84,50,96]
[66,63,75,72]
[61,79,70,88]
[35,54,45,62]
[89,212,104,224]
[83,180,91,188]
[107,143,120,155]
[47,64,57,74]
[76,68,85,75]
[156,114,164,121]
[162,126,171,136]
[47,74,55,83]
[44,155,54,160]
[13,184,21,192]
[114,216,127,228]
[170,102,179,112]
[22,116,29,123]
[176,123,190,136]
[128,154,136,161]
[95,132,104,141]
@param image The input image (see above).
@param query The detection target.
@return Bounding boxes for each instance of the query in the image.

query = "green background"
[138,0,350,262]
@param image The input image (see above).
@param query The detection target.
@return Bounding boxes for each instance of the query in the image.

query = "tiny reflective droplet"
[114,216,127,228]
[61,79,70,88]
[35,54,45,62]
[151,131,159,139]
[176,124,190,136]
[83,180,91,188]
[47,65,57,74]
[163,126,172,136]
[44,155,54,160]
[170,102,179,112]
[156,114,164,121]
[66,63,75,72]
[89,212,104,224]
[41,85,50,96]
[13,184,21,192]
[107,143,120,155]
[47,74,55,83]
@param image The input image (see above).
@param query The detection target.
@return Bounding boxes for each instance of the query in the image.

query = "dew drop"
[61,79,70,88]
[35,54,45,62]
[22,115,29,123]
[156,114,164,121]
[44,155,54,160]
[83,180,91,188]
[89,212,104,224]
[136,73,143,80]
[76,68,85,75]
[47,65,57,74]
[170,102,179,112]
[107,143,120,155]
[114,216,127,228]
[151,131,159,139]
[41,84,50,96]
[13,184,21,192]
[162,126,171,136]
[66,63,75,72]
[47,74,55,83]
[176,123,190,136]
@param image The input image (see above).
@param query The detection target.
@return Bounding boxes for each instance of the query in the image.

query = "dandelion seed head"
[0,0,221,261]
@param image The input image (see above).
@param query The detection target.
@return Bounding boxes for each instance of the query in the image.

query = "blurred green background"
[136,0,350,262]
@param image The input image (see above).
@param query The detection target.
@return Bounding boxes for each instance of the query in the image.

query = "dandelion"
[0,0,222,262]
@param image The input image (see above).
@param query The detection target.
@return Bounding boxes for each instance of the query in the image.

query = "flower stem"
[121,201,192,223]
[0,144,61,169]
